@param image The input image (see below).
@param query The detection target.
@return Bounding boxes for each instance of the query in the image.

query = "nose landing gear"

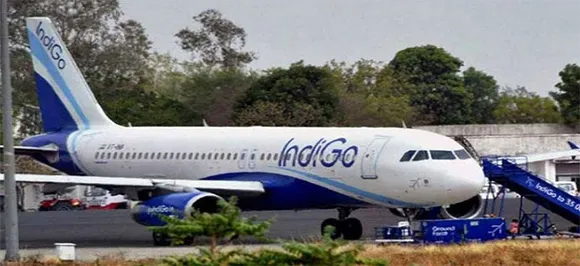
[320,207,363,240]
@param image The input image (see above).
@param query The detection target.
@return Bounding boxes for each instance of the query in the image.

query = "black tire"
[152,232,172,246]
[321,218,341,240]
[341,218,363,240]
[52,202,74,211]
[115,202,129,209]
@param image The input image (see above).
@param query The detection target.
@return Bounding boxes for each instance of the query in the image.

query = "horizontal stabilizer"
[0,145,58,156]
[0,173,265,197]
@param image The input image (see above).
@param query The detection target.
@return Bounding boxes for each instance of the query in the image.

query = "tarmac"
[0,198,574,260]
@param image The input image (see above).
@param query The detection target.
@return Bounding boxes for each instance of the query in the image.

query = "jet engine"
[131,191,222,226]
[389,194,484,220]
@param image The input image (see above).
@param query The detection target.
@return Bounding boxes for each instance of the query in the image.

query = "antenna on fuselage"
[202,119,209,127]
[401,120,407,128]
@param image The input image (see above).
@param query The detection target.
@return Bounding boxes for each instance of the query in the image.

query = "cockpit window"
[454,149,471,160]
[399,150,416,162]
[412,150,429,161]
[430,150,456,160]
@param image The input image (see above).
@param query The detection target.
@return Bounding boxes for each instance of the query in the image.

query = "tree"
[179,64,258,126]
[388,45,473,125]
[232,62,342,126]
[176,9,257,70]
[550,63,580,126]
[150,197,272,253]
[325,59,415,127]
[463,67,500,124]
[494,86,562,124]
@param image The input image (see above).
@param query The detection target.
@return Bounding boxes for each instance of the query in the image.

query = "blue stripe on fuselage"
[202,172,371,210]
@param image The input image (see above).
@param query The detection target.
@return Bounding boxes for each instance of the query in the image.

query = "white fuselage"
[66,126,485,209]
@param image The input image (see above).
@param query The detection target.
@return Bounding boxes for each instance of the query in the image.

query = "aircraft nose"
[444,162,486,204]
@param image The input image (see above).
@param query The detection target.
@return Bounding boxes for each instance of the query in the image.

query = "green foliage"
[233,61,343,126]
[176,9,257,69]
[149,197,272,252]
[388,45,473,125]
[326,60,415,127]
[493,86,562,124]
[463,66,500,124]
[154,200,386,266]
[550,63,580,125]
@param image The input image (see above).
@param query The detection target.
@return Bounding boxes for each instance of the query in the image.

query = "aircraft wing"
[524,149,580,163]
[0,173,265,197]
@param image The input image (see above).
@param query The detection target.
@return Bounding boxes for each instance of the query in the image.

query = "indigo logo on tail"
[279,137,358,168]
[35,21,66,70]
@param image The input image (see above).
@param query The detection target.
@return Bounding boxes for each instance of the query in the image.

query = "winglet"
[568,141,579,150]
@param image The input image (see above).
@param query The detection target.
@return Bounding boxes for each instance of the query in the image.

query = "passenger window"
[157,153,162,159]
[119,153,124,160]
[188,153,193,160]
[454,149,471,160]
[214,153,219,160]
[144,153,149,159]
[241,153,246,160]
[220,153,225,160]
[138,152,143,159]
[169,153,174,159]
[267,153,271,160]
[94,152,99,159]
[195,153,199,160]
[227,153,231,160]
[412,150,429,161]
[251,154,255,160]
[273,153,278,161]
[233,153,238,160]
[260,154,265,160]
[175,152,180,159]
[400,150,416,162]
[430,150,456,160]
[112,152,118,159]
[100,152,105,159]
[107,152,111,159]
[201,153,206,160]
[208,153,212,160]
[132,153,137,160]
[163,153,168,159]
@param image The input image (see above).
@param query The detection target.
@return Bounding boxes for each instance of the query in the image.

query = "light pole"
[0,0,20,261]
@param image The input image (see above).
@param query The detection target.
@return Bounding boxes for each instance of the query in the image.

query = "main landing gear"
[320,207,362,240]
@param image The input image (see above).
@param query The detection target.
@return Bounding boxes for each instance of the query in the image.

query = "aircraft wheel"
[321,218,342,239]
[152,232,172,246]
[341,218,363,240]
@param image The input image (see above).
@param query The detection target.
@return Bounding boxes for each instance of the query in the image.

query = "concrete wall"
[415,123,579,136]
[414,123,580,156]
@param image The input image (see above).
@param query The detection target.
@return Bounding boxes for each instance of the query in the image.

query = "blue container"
[419,217,507,244]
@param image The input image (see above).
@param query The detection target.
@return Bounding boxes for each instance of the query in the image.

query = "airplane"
[1,17,493,246]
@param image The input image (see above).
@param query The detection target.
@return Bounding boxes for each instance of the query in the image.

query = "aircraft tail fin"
[568,141,579,150]
[25,17,117,132]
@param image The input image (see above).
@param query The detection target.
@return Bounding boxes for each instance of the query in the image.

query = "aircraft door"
[248,148,258,169]
[237,149,248,169]
[360,136,391,179]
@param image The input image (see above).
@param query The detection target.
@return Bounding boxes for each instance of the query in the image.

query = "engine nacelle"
[131,191,221,226]
[389,194,484,220]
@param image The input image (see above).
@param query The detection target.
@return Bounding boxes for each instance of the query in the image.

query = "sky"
[119,0,580,96]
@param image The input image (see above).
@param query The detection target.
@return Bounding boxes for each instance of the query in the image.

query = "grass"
[5,239,580,265]
[362,239,580,266]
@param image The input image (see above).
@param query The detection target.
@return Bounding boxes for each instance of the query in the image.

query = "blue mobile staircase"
[482,157,580,235]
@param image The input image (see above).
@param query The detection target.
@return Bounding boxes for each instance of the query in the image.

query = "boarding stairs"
[482,158,580,226]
